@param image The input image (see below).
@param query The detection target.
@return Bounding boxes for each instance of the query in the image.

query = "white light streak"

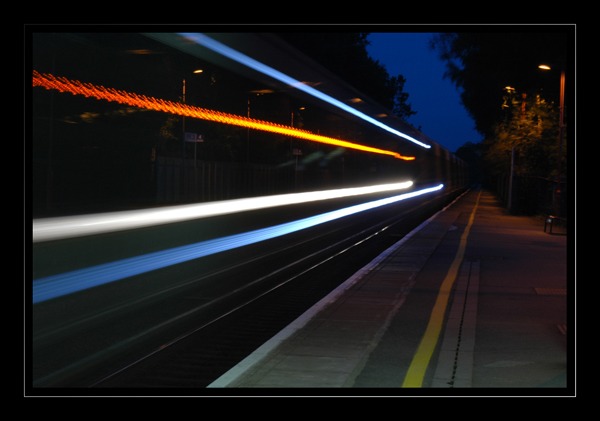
[32,184,443,304]
[33,181,413,243]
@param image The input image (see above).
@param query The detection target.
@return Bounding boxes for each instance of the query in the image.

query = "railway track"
[31,190,460,390]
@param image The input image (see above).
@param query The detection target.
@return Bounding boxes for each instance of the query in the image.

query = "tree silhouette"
[278,32,416,121]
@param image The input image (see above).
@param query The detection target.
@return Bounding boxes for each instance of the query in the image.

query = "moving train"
[32,32,469,217]
[30,30,471,388]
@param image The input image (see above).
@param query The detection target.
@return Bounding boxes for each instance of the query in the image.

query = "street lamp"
[182,69,204,200]
[182,68,204,149]
[538,64,565,217]
[503,86,516,212]
[246,89,275,162]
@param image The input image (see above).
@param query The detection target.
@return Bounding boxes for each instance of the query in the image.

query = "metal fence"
[156,156,302,204]
[492,172,566,217]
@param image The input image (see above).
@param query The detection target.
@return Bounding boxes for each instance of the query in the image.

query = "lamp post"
[182,69,203,200]
[539,64,565,217]
[246,89,275,163]
[182,69,205,162]
[503,86,516,212]
[247,95,251,162]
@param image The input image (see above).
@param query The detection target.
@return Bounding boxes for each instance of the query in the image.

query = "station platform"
[207,187,572,396]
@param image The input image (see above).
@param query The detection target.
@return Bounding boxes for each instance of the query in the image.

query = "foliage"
[455,141,485,184]
[484,91,559,180]
[430,28,570,212]
[430,30,569,141]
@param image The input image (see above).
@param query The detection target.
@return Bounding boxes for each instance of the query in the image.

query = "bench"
[544,215,567,234]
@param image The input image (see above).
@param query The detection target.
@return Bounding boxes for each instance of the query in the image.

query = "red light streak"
[32,71,415,161]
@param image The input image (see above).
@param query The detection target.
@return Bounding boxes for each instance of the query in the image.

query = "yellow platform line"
[402,190,481,388]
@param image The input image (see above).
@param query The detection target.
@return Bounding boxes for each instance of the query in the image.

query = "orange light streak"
[32,71,415,161]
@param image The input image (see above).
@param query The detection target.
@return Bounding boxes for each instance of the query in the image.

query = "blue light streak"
[32,184,443,304]
[176,33,431,149]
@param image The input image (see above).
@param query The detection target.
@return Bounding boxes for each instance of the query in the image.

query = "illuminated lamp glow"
[32,71,414,161]
[175,32,431,150]
[33,181,413,242]
[32,184,443,304]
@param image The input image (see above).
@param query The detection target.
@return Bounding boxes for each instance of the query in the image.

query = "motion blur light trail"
[32,184,443,304]
[32,71,414,161]
[33,181,413,242]
[173,33,432,150]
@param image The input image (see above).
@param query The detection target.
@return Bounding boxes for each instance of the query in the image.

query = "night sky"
[366,32,482,153]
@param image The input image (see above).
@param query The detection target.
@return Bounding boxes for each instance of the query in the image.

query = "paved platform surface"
[207,188,572,396]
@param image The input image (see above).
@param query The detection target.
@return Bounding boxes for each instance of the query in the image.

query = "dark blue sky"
[366,33,482,153]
